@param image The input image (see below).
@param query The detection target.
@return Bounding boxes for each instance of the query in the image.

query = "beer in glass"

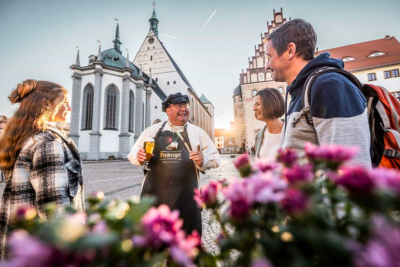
[143,137,155,171]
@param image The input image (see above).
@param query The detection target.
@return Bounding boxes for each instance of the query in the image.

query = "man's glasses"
[170,103,190,109]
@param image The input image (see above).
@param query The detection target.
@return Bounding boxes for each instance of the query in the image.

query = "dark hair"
[266,19,317,61]
[256,88,284,120]
[0,79,67,171]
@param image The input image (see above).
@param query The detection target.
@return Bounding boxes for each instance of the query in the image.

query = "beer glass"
[143,137,155,171]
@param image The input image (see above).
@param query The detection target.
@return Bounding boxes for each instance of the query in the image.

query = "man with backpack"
[264,19,371,168]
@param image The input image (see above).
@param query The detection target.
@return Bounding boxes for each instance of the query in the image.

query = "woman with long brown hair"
[253,88,285,158]
[0,79,85,259]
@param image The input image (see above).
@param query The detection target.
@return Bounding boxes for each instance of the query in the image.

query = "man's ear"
[287,42,297,60]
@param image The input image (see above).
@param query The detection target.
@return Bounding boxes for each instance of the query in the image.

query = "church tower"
[133,4,215,139]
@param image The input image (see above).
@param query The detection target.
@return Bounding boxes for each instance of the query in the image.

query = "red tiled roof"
[317,37,400,72]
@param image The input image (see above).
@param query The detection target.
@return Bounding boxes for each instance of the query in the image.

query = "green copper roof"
[98,48,166,100]
[150,7,158,20]
[200,94,211,104]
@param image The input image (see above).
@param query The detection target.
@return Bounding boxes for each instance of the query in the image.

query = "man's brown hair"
[266,19,317,61]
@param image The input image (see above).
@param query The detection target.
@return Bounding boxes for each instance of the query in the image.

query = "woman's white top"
[259,130,282,159]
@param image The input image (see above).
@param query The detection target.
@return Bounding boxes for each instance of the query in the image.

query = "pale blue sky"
[1,0,399,128]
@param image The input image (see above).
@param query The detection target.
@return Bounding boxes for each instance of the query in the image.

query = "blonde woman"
[0,80,84,259]
[253,88,285,158]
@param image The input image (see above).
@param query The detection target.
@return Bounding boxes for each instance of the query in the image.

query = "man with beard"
[264,19,371,167]
[128,92,220,235]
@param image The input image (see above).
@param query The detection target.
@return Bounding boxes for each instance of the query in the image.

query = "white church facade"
[69,6,214,160]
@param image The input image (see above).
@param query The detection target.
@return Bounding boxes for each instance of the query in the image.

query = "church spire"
[113,20,122,54]
[149,2,159,36]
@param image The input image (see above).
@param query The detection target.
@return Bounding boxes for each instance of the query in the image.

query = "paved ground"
[0,154,241,255]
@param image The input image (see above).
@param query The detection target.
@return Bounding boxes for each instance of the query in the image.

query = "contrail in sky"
[161,34,177,39]
[200,10,217,32]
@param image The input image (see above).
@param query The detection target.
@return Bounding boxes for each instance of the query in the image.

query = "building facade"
[232,8,289,150]
[69,6,214,160]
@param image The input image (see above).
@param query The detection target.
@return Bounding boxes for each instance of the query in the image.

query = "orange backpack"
[300,67,400,169]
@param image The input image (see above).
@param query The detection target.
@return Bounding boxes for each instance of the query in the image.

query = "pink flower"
[13,205,37,222]
[371,168,400,196]
[134,205,183,248]
[170,230,201,266]
[251,257,273,267]
[335,166,375,195]
[305,143,358,169]
[248,172,287,204]
[253,158,281,173]
[277,148,298,166]
[234,153,252,177]
[281,188,309,215]
[92,220,109,234]
[194,181,221,208]
[352,216,400,267]
[283,164,314,185]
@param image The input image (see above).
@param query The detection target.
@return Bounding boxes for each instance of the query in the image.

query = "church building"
[69,6,214,160]
[231,8,289,151]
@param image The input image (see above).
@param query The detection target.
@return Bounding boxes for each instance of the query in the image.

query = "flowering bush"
[1,194,206,267]
[3,143,400,267]
[194,143,400,267]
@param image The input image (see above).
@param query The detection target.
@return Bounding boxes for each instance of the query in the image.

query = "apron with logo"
[141,121,202,235]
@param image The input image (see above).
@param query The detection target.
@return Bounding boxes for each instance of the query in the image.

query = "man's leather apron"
[141,122,202,235]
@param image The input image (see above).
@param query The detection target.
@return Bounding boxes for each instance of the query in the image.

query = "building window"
[278,87,283,93]
[393,91,400,102]
[167,82,170,85]
[147,47,149,50]
[156,78,158,82]
[150,56,153,61]
[392,69,399,78]
[128,91,134,132]
[82,84,94,130]
[173,81,176,84]
[105,86,117,129]
[368,73,377,81]
[239,96,242,101]
[253,90,257,97]
[384,70,392,79]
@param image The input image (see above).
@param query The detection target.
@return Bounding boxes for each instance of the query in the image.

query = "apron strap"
[154,121,168,139]
[183,124,193,151]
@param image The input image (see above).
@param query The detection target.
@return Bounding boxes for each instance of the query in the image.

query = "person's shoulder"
[313,72,358,90]
[21,131,54,151]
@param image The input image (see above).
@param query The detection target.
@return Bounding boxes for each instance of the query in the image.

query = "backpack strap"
[292,66,363,127]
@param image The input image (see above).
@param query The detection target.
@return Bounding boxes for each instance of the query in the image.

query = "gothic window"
[153,62,159,69]
[128,91,134,132]
[159,61,164,68]
[143,54,148,61]
[143,63,148,70]
[159,52,165,59]
[82,84,94,130]
[137,55,142,62]
[104,85,119,130]
[153,53,159,60]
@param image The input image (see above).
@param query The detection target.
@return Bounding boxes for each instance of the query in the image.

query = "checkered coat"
[0,126,85,259]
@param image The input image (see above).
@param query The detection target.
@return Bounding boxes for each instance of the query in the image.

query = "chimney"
[385,35,390,39]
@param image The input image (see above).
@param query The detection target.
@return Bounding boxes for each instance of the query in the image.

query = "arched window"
[153,53,158,60]
[159,61,164,68]
[153,62,159,69]
[143,63,148,70]
[143,54,148,61]
[128,91,134,132]
[82,84,94,130]
[104,85,119,129]
[137,55,142,62]
[159,52,165,59]
[165,60,171,68]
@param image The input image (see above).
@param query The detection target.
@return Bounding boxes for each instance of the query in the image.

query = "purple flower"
[305,143,358,169]
[277,148,298,166]
[335,166,375,195]
[251,257,273,267]
[134,205,183,248]
[371,168,400,196]
[222,179,254,219]
[283,164,314,185]
[352,215,400,267]
[194,181,221,208]
[2,231,54,267]
[281,188,309,215]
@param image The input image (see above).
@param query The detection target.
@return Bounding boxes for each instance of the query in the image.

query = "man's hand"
[137,148,147,165]
[189,151,204,167]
